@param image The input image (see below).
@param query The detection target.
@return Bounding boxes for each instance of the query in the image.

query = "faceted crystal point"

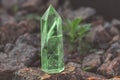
[41,5,64,73]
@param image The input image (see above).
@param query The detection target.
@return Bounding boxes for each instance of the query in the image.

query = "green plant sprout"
[41,5,64,74]
[63,18,91,54]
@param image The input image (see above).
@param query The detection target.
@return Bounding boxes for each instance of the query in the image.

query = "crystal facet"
[41,5,64,73]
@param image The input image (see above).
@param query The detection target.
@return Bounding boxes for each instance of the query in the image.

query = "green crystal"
[41,5,64,74]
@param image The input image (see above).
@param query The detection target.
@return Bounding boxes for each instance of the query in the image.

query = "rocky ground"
[0,0,120,80]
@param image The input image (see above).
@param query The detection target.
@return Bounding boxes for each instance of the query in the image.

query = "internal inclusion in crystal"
[41,5,64,73]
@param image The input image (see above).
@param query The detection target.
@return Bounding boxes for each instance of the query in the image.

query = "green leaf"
[72,18,82,30]
[78,24,91,38]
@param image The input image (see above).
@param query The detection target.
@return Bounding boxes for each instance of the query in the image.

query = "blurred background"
[0,0,120,21]
[0,0,120,80]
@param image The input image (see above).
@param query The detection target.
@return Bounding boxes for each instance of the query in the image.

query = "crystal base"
[42,67,64,74]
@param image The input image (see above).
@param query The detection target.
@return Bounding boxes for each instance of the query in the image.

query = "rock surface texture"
[12,63,105,80]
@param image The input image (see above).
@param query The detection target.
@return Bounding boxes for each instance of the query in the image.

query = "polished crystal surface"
[41,5,64,73]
